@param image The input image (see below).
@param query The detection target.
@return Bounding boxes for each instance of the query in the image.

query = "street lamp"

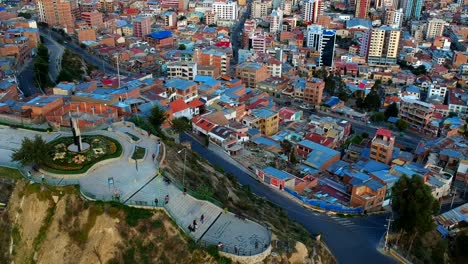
[178,148,187,186]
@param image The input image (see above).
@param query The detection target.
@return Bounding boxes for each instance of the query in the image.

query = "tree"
[395,119,409,131]
[392,175,440,235]
[178,44,186,50]
[371,112,385,122]
[171,117,191,133]
[363,90,381,111]
[281,140,297,164]
[361,132,369,139]
[148,105,168,131]
[18,12,32,19]
[11,135,49,166]
[384,102,399,120]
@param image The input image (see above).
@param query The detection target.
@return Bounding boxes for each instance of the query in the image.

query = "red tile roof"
[192,116,216,132]
[170,99,189,113]
[188,99,204,108]
[376,128,392,138]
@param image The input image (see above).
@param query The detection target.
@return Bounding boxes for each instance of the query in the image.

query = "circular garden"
[42,135,123,174]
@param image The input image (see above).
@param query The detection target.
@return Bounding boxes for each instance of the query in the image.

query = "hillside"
[0,176,221,264]
[0,166,335,264]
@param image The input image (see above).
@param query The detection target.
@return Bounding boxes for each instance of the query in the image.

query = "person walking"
[154,198,158,206]
[200,214,204,224]
[152,153,155,161]
[234,245,239,255]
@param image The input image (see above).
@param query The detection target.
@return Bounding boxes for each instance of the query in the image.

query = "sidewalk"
[0,124,272,259]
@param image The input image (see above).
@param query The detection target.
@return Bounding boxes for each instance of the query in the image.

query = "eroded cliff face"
[2,182,218,264]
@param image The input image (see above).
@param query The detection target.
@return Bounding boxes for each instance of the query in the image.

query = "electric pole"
[384,216,394,251]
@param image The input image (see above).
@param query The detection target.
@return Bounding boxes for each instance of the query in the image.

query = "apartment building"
[303,0,322,23]
[399,98,435,131]
[37,0,79,32]
[167,61,197,80]
[249,32,267,53]
[81,11,103,28]
[250,108,279,136]
[268,9,283,33]
[305,25,336,67]
[235,62,269,88]
[403,0,423,20]
[426,19,447,40]
[251,0,270,18]
[355,0,370,19]
[193,48,230,77]
[133,16,152,38]
[383,8,403,28]
[303,78,324,106]
[360,25,400,65]
[212,1,238,21]
[370,128,395,164]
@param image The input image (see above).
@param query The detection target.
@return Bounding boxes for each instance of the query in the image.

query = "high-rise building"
[360,26,401,65]
[355,0,370,19]
[37,0,79,32]
[383,8,403,28]
[268,8,283,33]
[133,16,152,38]
[303,0,322,23]
[304,78,324,106]
[370,128,395,165]
[426,19,447,40]
[401,0,423,20]
[212,1,238,21]
[282,0,292,15]
[305,25,336,67]
[251,0,270,18]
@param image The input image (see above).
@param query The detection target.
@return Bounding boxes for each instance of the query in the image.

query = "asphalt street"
[40,32,64,83]
[16,59,40,97]
[40,28,131,76]
[181,133,396,264]
[231,0,252,64]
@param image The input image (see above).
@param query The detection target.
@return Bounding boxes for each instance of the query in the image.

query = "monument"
[67,116,90,152]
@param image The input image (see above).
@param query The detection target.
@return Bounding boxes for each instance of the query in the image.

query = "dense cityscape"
[0,0,467,263]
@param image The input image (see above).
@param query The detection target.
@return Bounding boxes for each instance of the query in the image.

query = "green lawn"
[131,146,146,160]
[0,166,23,180]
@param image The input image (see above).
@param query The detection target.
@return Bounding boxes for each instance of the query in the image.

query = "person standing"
[154,198,158,206]
[200,214,204,224]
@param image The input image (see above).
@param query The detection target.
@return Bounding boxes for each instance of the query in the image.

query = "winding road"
[180,133,395,264]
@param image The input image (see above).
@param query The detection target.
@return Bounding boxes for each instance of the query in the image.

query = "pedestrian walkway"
[0,123,272,259]
[329,215,357,229]
[126,175,271,256]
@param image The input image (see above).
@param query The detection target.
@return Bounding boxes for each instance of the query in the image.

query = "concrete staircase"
[154,177,223,240]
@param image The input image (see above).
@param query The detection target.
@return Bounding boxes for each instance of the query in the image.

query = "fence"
[163,171,225,208]
[284,188,364,214]
[196,239,271,257]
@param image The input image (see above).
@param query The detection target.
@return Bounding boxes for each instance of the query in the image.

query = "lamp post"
[178,148,187,186]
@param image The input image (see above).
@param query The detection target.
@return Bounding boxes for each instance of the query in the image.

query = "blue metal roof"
[252,108,277,119]
[252,137,281,148]
[147,30,172,39]
[365,179,384,191]
[324,96,341,107]
[371,170,399,185]
[299,140,340,169]
[262,167,294,181]
[164,79,196,91]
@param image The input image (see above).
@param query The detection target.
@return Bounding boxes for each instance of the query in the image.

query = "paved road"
[40,32,64,82]
[231,0,252,64]
[16,58,41,97]
[181,133,395,264]
[40,28,132,76]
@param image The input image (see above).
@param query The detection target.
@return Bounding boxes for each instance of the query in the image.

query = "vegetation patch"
[32,202,56,257]
[0,166,23,180]
[43,135,121,174]
[125,132,140,141]
[131,146,146,160]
